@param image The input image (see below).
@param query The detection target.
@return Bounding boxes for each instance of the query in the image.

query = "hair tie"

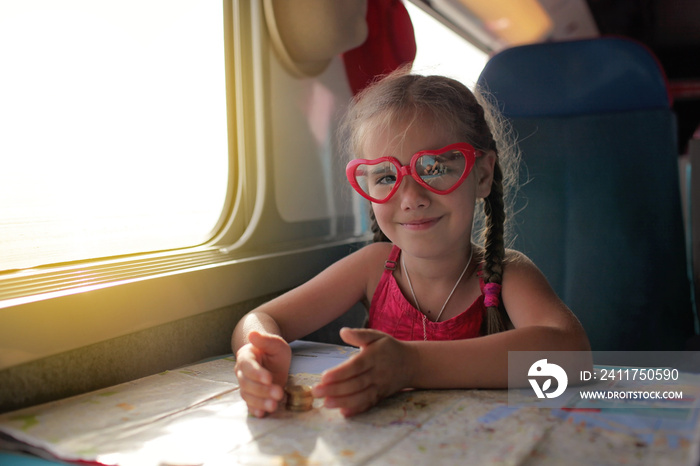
[483,282,502,308]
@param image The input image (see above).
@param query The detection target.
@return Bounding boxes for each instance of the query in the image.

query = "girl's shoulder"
[351,242,395,298]
[474,246,534,269]
[501,248,552,289]
[502,248,541,274]
[503,248,534,266]
[499,248,578,330]
[353,241,395,265]
[338,241,395,274]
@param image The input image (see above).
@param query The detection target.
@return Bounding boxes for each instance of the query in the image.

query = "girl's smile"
[399,216,442,231]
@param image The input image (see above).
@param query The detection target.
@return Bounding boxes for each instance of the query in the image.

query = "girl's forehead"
[359,115,459,159]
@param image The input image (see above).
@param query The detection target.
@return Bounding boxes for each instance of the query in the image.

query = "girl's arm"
[313,250,590,416]
[231,242,389,417]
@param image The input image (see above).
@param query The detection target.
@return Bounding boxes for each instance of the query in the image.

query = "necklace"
[402,248,474,341]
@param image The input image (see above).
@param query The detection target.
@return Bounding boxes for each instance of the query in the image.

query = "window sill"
[0,236,367,371]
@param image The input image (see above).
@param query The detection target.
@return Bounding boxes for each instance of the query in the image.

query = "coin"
[285,384,313,411]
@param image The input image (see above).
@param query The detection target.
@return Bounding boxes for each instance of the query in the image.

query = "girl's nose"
[398,176,430,210]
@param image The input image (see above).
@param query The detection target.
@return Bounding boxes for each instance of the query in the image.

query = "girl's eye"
[369,165,397,186]
[373,174,397,186]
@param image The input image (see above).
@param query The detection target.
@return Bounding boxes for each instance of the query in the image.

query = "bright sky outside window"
[0,1,229,271]
[405,1,488,88]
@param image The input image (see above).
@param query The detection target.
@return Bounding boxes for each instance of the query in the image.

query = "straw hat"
[263,0,369,78]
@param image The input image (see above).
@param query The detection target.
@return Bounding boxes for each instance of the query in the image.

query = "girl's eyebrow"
[369,165,393,175]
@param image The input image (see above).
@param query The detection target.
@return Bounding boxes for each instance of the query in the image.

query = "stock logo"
[528,359,568,399]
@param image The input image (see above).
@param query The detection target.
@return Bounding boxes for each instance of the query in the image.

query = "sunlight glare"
[0,1,228,270]
[405,2,488,88]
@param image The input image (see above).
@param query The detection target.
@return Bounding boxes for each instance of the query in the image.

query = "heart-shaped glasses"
[345,143,479,203]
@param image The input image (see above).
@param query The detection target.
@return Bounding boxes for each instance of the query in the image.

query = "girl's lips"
[400,217,441,230]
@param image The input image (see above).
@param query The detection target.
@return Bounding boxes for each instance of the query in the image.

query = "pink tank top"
[368,245,486,341]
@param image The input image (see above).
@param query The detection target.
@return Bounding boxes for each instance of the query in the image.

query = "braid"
[481,160,509,335]
[369,208,390,243]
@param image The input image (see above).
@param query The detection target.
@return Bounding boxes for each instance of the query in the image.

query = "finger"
[318,352,371,385]
[241,390,281,416]
[238,375,285,415]
[322,328,391,383]
[339,327,385,349]
[235,357,273,385]
[237,373,284,401]
[339,405,370,418]
[249,330,286,354]
[324,385,379,417]
[238,335,288,379]
[251,409,266,418]
[313,370,373,398]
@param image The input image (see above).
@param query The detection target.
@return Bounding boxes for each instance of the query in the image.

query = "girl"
[232,71,590,418]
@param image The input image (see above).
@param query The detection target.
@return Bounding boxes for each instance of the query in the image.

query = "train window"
[0,1,229,272]
[405,1,488,87]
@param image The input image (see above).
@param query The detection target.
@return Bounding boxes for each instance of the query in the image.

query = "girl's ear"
[475,150,497,199]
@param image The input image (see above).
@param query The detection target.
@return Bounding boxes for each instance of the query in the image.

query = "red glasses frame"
[345,142,479,203]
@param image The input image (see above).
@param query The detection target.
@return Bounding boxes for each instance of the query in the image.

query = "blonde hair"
[340,69,520,335]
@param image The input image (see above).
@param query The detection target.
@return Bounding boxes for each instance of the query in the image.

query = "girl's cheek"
[372,205,391,224]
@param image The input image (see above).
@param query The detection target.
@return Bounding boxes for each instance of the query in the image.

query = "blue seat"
[0,452,63,465]
[478,37,695,350]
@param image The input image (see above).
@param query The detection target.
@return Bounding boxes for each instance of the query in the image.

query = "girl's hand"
[234,330,291,418]
[312,327,414,417]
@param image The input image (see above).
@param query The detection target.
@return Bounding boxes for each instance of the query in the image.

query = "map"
[0,341,699,465]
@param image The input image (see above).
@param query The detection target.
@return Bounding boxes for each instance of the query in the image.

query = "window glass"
[0,1,228,271]
[405,2,488,88]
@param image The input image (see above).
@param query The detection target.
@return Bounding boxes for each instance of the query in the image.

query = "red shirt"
[368,245,486,341]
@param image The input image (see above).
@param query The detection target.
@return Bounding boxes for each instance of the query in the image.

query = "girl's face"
[361,115,495,261]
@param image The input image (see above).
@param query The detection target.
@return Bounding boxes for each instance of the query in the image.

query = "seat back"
[478,38,695,350]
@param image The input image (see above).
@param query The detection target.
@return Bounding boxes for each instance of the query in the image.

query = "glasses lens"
[415,150,467,192]
[353,161,398,201]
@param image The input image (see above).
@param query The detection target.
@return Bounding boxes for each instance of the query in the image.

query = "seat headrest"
[477,37,671,118]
